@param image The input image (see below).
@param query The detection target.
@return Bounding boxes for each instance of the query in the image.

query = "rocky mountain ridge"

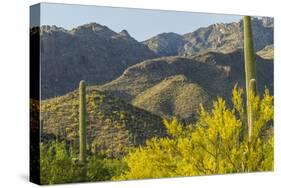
[143,17,273,57]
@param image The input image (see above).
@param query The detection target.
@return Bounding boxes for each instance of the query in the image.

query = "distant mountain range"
[143,17,273,56]
[36,17,273,99]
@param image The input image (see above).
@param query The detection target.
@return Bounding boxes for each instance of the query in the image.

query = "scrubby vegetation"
[40,88,166,158]
[40,142,128,184]
[39,86,273,184]
[114,86,273,180]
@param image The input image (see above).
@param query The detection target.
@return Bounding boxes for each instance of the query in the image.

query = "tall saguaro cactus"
[79,80,87,162]
[243,16,257,143]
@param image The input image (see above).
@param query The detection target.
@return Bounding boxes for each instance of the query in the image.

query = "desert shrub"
[40,142,126,184]
[115,86,273,180]
[40,142,84,184]
[87,158,128,181]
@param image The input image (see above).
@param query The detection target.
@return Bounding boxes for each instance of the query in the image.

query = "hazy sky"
[38,3,242,41]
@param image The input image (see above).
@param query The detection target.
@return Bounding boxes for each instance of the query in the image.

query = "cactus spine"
[243,16,257,143]
[79,80,87,162]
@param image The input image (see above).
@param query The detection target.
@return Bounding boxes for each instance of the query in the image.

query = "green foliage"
[40,142,127,185]
[115,86,273,180]
[86,157,127,181]
[40,142,85,184]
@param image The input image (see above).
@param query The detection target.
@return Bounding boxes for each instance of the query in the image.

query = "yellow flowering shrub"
[115,86,273,180]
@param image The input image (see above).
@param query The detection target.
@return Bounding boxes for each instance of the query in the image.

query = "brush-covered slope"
[39,23,156,99]
[41,88,166,158]
[132,75,210,122]
[100,50,273,121]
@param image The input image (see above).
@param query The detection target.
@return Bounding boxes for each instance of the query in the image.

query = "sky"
[36,3,242,41]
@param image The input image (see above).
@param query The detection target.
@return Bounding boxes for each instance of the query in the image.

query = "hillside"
[38,23,156,99]
[143,17,273,57]
[257,44,274,59]
[100,50,273,121]
[132,75,210,122]
[40,88,166,158]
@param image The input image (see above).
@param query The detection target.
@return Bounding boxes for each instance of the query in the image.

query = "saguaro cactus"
[79,80,87,162]
[248,79,257,143]
[243,16,257,143]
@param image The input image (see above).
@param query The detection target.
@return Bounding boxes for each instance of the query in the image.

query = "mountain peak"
[261,17,274,27]
[142,32,184,56]
[158,32,182,38]
[40,25,67,33]
[70,22,116,37]
[82,22,109,31]
[119,29,130,37]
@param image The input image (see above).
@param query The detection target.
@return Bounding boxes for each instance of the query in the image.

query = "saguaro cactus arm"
[79,80,87,162]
